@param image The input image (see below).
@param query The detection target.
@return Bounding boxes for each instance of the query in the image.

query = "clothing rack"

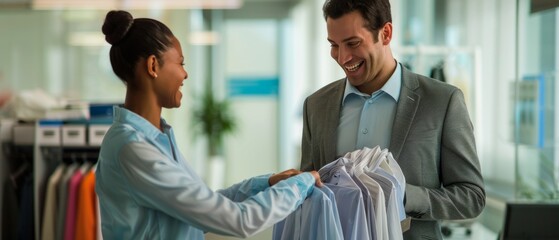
[0,118,18,239]
[0,117,110,240]
[35,119,110,240]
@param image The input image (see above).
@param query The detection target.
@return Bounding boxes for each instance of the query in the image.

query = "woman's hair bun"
[102,10,134,45]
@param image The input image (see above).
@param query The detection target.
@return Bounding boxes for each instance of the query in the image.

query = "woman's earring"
[153,73,158,79]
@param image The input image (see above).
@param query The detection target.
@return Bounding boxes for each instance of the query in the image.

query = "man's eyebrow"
[327,36,360,43]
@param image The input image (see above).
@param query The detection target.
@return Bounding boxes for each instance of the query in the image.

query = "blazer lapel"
[323,80,345,162]
[390,68,420,160]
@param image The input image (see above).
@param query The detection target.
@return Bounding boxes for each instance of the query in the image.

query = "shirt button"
[362,128,368,134]
[368,99,373,104]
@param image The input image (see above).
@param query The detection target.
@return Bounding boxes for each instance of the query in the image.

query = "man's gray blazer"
[300,66,486,240]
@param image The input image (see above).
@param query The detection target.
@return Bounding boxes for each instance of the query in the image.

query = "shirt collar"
[113,105,170,140]
[342,61,402,105]
[384,62,402,102]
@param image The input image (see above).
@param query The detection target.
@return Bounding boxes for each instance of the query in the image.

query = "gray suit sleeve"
[404,88,486,220]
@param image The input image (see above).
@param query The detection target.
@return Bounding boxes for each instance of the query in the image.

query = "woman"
[96,10,322,239]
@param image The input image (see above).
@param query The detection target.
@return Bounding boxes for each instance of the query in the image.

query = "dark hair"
[102,10,174,83]
[323,0,391,42]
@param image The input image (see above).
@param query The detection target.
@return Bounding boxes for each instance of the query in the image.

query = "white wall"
[204,19,281,240]
[223,20,280,184]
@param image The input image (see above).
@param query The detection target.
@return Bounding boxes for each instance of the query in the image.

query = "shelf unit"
[33,119,110,240]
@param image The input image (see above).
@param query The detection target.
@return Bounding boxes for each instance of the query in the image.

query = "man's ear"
[146,55,158,79]
[380,22,393,45]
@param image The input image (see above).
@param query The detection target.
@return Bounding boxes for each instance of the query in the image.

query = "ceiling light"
[32,0,243,10]
[189,31,220,45]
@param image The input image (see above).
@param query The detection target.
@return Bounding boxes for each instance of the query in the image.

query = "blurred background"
[0,0,558,239]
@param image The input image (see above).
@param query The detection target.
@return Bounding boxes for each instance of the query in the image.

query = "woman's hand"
[268,169,323,187]
[308,170,324,187]
[268,169,301,186]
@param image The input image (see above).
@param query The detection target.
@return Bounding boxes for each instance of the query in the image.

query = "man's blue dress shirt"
[272,186,343,240]
[337,62,401,157]
[318,158,370,240]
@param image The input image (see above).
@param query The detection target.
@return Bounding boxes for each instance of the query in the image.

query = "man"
[300,0,486,239]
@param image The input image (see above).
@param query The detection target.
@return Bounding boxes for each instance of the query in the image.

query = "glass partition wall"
[515,2,559,201]
[393,0,559,233]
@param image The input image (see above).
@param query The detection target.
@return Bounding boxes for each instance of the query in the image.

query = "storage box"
[0,119,16,142]
[88,124,110,146]
[13,124,35,145]
[62,124,86,146]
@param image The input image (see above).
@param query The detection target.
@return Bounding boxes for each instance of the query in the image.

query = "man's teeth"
[346,61,362,72]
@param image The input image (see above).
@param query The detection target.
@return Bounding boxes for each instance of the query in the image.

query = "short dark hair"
[322,0,392,42]
[102,10,174,83]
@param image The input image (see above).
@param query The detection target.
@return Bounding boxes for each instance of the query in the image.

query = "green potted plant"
[192,89,236,156]
[192,89,236,189]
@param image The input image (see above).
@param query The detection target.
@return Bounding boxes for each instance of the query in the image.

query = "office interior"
[0,0,558,239]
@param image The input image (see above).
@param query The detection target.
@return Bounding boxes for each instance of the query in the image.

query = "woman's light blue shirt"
[95,106,315,239]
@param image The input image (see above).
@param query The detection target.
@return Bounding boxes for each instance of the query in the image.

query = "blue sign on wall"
[227,76,279,97]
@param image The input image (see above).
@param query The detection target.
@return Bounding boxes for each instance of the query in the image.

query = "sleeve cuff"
[292,172,315,198]
[404,184,429,218]
[254,173,273,189]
